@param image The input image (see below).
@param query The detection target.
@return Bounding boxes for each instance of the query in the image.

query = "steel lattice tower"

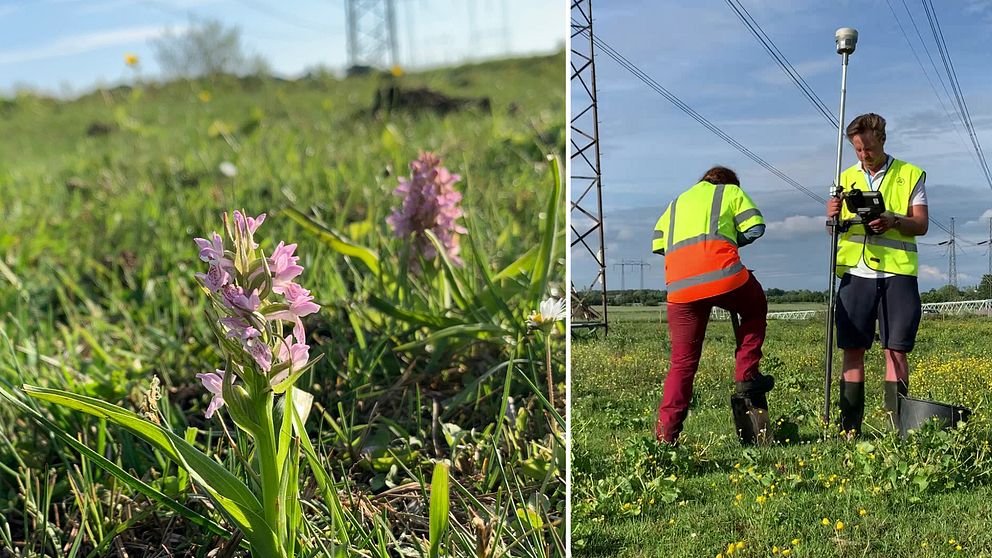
[345,0,398,71]
[570,0,608,332]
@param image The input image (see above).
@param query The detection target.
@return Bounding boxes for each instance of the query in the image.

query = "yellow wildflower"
[859,508,867,516]
[835,520,845,531]
[821,517,830,526]
[782,550,791,556]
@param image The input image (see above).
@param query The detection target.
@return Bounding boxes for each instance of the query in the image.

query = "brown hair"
[846,113,886,144]
[700,166,740,186]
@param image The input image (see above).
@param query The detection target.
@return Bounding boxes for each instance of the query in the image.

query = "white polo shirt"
[848,155,927,279]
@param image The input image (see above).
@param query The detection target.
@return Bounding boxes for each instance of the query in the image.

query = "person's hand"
[868,211,898,234]
[827,197,842,219]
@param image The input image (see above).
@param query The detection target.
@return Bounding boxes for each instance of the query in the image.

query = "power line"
[576,23,826,205]
[920,0,992,191]
[883,0,978,170]
[723,0,836,129]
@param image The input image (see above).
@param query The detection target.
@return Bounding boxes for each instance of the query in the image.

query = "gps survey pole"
[824,27,858,425]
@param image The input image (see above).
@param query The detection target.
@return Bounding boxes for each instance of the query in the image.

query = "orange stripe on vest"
[666,239,749,303]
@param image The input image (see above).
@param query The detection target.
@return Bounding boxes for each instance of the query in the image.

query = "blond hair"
[846,113,886,144]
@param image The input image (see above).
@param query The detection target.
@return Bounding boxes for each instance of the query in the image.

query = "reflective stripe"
[667,233,737,255]
[710,184,726,233]
[667,199,677,248]
[668,261,746,293]
[733,208,762,227]
[847,235,918,253]
[653,230,664,240]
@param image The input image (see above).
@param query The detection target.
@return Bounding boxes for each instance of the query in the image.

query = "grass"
[0,52,565,557]
[572,311,992,557]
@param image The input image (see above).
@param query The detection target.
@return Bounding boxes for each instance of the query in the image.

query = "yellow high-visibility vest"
[835,159,925,277]
[653,181,764,303]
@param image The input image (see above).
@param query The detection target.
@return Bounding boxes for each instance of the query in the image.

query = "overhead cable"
[576,23,826,204]
[723,0,837,129]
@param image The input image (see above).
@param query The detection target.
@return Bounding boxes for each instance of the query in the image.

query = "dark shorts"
[836,273,921,352]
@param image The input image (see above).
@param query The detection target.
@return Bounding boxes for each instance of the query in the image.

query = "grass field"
[572,308,992,557]
[0,53,565,557]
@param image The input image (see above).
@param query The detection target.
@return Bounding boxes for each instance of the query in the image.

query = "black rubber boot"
[883,380,908,431]
[736,372,775,396]
[839,380,865,438]
[732,373,774,446]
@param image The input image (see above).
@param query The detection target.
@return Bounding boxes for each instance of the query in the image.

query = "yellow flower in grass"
[198,90,212,103]
[735,541,745,551]
[835,520,845,531]
[859,508,867,517]
[791,539,800,546]
[821,517,831,526]
[782,549,792,556]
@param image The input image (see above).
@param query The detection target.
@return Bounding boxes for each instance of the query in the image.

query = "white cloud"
[0,25,185,66]
[919,264,947,282]
[614,223,638,241]
[765,214,824,236]
[966,208,992,225]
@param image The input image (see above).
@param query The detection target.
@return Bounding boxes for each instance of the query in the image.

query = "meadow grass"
[572,309,992,557]
[0,53,564,557]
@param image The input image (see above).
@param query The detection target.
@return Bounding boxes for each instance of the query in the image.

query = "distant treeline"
[576,275,992,306]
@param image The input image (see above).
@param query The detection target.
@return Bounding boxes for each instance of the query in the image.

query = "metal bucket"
[898,395,971,438]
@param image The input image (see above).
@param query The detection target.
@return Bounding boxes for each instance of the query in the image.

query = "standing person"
[652,166,773,445]
[827,113,929,436]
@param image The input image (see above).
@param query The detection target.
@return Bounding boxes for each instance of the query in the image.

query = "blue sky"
[0,0,564,96]
[571,0,992,292]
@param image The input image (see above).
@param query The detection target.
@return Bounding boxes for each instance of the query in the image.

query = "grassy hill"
[0,53,565,557]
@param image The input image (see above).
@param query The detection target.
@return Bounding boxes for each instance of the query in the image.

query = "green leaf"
[464,217,521,327]
[22,385,280,555]
[491,245,537,282]
[282,207,380,275]
[367,294,460,330]
[528,157,562,302]
[424,230,470,311]
[429,461,450,558]
[392,324,507,352]
[0,387,230,540]
[292,403,357,548]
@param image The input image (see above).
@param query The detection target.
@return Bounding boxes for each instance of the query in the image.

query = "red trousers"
[656,272,767,443]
